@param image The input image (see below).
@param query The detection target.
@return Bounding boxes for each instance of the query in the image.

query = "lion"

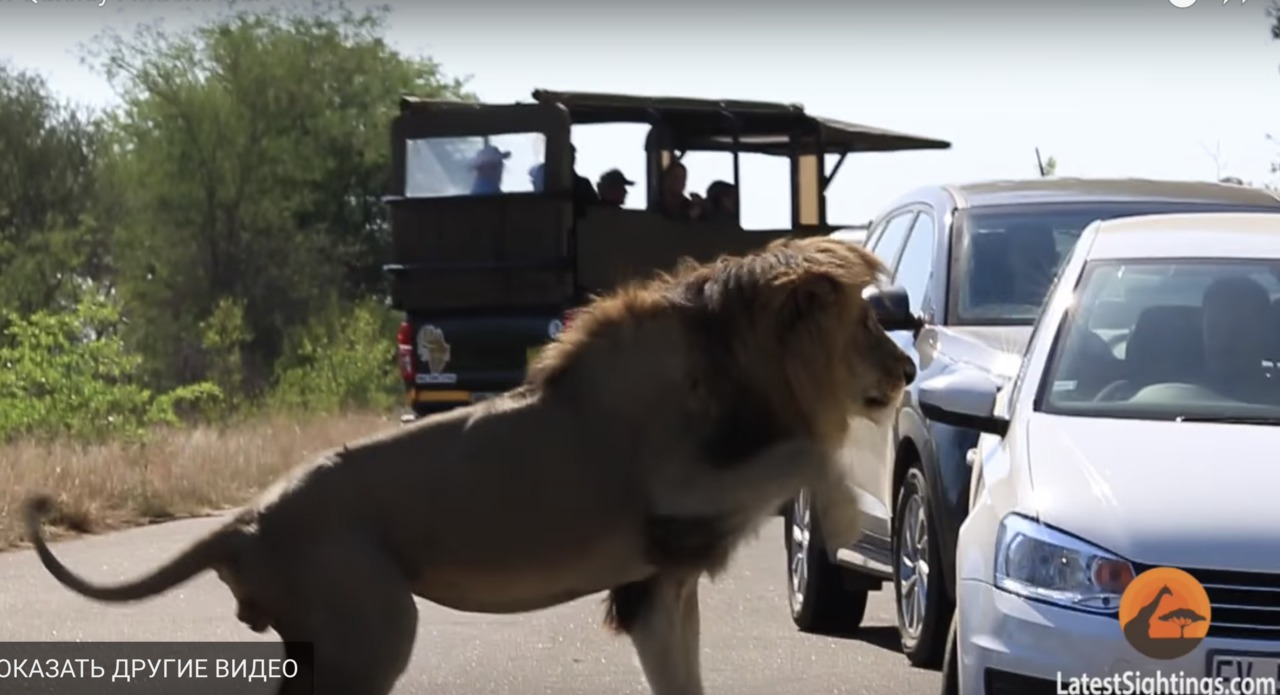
[22,235,917,695]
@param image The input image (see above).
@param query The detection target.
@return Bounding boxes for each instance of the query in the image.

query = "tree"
[83,1,473,392]
[0,62,111,318]
[1159,607,1207,639]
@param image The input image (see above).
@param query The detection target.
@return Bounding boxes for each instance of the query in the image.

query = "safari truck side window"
[404,132,546,198]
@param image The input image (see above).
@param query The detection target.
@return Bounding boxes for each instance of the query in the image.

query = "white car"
[920,212,1280,695]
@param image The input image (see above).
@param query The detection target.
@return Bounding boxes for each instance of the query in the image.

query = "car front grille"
[1132,563,1280,641]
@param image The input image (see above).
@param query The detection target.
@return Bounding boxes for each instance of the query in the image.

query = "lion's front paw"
[812,483,863,551]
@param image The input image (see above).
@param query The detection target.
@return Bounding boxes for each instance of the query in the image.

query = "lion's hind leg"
[269,538,419,695]
[606,573,705,695]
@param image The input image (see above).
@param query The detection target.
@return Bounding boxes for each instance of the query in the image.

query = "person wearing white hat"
[471,144,511,195]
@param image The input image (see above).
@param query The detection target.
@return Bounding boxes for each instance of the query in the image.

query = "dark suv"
[783,178,1280,668]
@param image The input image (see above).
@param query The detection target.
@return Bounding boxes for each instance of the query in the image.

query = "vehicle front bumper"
[957,578,1280,694]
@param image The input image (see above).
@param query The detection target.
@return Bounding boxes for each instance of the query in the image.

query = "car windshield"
[951,208,1095,324]
[1039,258,1280,422]
[949,202,1280,325]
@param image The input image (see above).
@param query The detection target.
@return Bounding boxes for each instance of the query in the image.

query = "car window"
[867,211,917,268]
[953,211,1081,325]
[893,213,935,314]
[951,201,1280,326]
[1039,257,1280,421]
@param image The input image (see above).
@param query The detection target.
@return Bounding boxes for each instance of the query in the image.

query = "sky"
[2,0,1278,229]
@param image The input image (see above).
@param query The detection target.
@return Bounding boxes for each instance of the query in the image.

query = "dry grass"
[0,411,399,551]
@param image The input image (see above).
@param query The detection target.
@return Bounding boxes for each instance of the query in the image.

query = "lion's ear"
[780,271,842,328]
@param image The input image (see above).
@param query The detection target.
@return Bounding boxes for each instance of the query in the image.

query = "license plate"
[1207,650,1280,684]
[411,389,469,403]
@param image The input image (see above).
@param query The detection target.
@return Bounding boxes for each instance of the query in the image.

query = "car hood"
[1025,414,1280,571]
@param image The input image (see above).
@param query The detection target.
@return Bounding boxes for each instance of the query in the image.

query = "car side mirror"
[918,368,1009,437]
[864,285,924,334]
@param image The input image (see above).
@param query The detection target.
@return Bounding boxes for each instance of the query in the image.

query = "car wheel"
[940,609,959,695]
[784,487,869,635]
[893,463,952,668]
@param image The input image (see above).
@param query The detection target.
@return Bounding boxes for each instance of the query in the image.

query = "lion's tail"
[23,494,245,603]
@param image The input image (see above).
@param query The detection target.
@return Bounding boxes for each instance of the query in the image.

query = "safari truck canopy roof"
[395,89,952,156]
[527,89,952,155]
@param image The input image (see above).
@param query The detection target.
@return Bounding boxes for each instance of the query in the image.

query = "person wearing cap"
[470,144,511,195]
[596,168,635,207]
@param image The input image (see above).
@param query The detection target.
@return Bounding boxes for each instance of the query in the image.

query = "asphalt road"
[0,515,942,695]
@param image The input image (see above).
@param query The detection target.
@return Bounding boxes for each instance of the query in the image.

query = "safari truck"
[385,88,951,417]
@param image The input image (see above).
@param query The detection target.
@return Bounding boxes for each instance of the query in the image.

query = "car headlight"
[994,513,1135,613]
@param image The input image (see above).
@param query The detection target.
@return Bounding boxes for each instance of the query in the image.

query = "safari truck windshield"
[403,132,545,198]
[385,89,952,419]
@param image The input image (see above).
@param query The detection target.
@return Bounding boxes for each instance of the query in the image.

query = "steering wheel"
[1095,380,1225,404]
[1092,379,1134,402]
[1128,382,1244,406]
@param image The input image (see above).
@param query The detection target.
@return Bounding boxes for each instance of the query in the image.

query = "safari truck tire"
[783,488,869,635]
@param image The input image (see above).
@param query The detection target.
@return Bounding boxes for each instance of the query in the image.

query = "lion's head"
[763,236,917,423]
[689,235,917,446]
[527,235,916,454]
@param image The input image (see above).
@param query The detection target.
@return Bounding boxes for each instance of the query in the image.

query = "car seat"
[1093,305,1204,401]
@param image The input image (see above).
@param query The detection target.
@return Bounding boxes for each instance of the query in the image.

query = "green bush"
[0,290,403,442]
[0,293,222,442]
[265,298,401,415]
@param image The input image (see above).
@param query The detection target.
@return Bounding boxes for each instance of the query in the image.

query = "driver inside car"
[1004,223,1059,306]
[1201,274,1280,405]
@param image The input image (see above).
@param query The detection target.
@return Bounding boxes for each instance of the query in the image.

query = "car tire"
[893,463,952,669]
[783,487,869,635]
[940,609,959,695]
